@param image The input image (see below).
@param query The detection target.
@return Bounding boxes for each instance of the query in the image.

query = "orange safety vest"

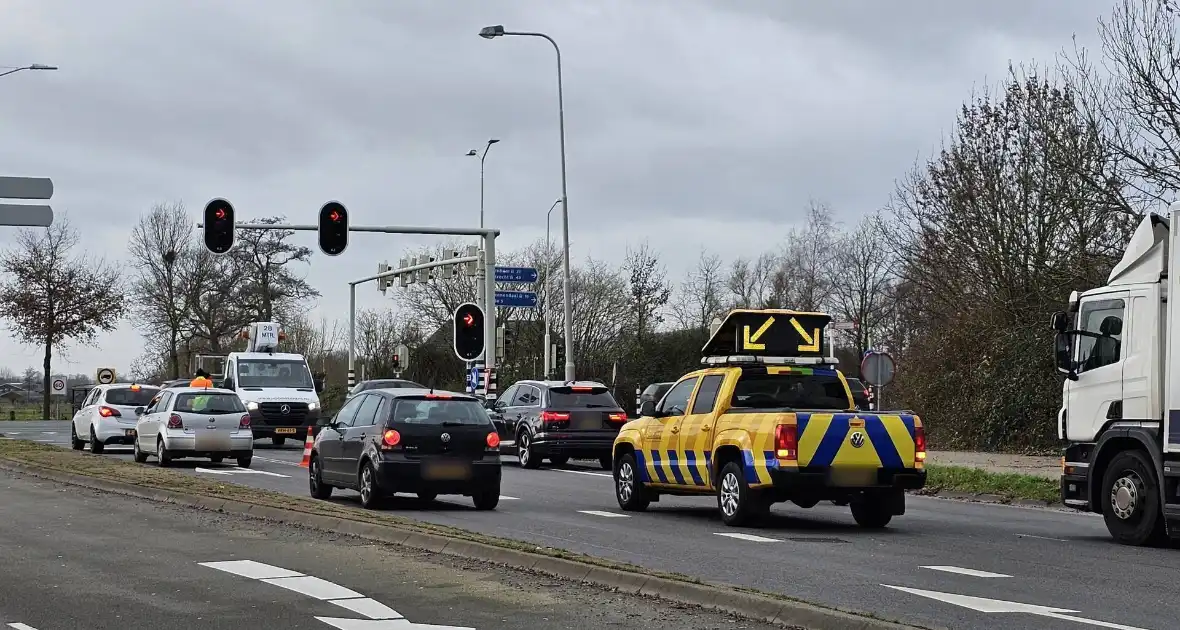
[189,376,213,388]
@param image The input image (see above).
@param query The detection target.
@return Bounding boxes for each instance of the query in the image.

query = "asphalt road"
[5,420,1177,630]
[0,469,787,630]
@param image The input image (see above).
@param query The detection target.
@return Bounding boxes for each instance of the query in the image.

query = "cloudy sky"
[0,0,1111,377]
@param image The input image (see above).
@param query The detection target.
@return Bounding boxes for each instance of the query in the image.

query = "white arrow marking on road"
[316,617,475,630]
[9,623,42,630]
[330,597,404,619]
[262,575,364,600]
[714,532,780,543]
[921,566,1011,578]
[199,560,303,579]
[194,467,289,478]
[882,585,1154,629]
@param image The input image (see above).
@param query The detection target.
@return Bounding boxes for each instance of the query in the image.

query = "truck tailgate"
[796,412,919,470]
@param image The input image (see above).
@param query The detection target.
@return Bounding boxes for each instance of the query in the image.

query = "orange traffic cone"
[299,427,314,468]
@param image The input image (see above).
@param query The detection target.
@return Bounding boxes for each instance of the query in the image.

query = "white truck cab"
[1054,203,1180,545]
[215,322,324,445]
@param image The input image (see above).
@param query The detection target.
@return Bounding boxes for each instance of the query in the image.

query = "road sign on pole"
[51,378,66,396]
[96,367,116,385]
[860,351,896,387]
[467,364,481,394]
[494,290,538,308]
[0,176,54,227]
[494,266,539,284]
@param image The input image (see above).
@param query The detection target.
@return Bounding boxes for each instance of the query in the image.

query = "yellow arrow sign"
[742,316,775,350]
[790,317,821,352]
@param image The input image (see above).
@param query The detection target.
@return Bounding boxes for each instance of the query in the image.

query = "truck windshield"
[730,372,850,410]
[236,359,314,389]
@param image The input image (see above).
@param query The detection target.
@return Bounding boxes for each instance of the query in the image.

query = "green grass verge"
[922,464,1059,503]
[1,405,73,421]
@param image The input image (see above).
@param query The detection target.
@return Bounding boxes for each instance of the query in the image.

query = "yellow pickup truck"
[611,309,926,527]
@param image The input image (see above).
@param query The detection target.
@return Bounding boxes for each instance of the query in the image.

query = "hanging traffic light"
[202,198,235,254]
[453,303,485,361]
[553,342,566,371]
[318,201,349,256]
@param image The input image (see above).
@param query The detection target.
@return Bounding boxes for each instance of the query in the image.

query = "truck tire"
[717,461,760,526]
[1100,449,1167,546]
[614,452,650,512]
[850,493,894,529]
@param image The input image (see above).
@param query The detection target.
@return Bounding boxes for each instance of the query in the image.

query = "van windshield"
[236,359,314,389]
[730,372,850,410]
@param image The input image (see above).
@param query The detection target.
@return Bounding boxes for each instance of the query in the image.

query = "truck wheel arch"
[711,444,744,487]
[1089,426,1165,513]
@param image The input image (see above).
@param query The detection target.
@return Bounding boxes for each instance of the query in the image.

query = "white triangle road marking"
[882,585,1153,629]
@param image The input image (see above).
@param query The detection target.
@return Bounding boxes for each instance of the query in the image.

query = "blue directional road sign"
[495,290,538,308]
[494,266,539,284]
[467,365,481,393]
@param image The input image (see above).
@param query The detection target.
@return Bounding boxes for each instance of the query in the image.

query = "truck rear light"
[239,415,251,429]
[486,432,500,448]
[540,410,570,426]
[774,424,797,460]
[167,414,183,429]
[382,429,401,448]
[914,426,926,463]
[98,406,120,418]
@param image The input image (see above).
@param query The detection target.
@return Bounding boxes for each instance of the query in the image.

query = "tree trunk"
[41,337,52,421]
[169,328,180,379]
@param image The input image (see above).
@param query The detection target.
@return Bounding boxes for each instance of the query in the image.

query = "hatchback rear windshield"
[730,372,850,410]
[105,387,160,406]
[389,397,490,426]
[364,380,424,390]
[548,386,619,409]
[174,393,246,414]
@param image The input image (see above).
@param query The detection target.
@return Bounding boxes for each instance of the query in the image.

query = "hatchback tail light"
[774,424,797,460]
[486,432,500,448]
[914,426,927,464]
[98,406,120,418]
[382,429,401,448]
[167,414,183,429]
[239,415,251,429]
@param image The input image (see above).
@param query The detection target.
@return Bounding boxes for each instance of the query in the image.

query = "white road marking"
[921,566,1011,578]
[9,623,41,630]
[40,432,55,435]
[35,439,56,443]
[330,597,404,619]
[882,584,1151,629]
[1016,533,1067,542]
[194,467,289,478]
[255,456,302,467]
[194,468,233,475]
[499,495,520,500]
[316,617,475,630]
[199,560,303,580]
[552,468,611,478]
[713,532,780,543]
[262,575,364,600]
[578,510,629,518]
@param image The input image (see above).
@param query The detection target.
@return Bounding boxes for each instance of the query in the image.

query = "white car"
[133,386,254,467]
[70,383,161,454]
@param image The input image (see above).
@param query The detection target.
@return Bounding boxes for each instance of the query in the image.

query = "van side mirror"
[313,377,325,393]
[639,400,657,417]
[1050,311,1069,332]
[223,378,235,390]
[1054,332,1078,381]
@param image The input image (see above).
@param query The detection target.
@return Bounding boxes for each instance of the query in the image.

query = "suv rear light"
[914,425,926,463]
[486,432,500,448]
[382,429,401,448]
[167,414,183,429]
[239,415,251,429]
[540,410,570,426]
[607,412,627,423]
[98,406,120,418]
[774,424,797,460]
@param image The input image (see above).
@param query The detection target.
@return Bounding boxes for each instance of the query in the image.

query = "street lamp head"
[466,149,478,156]
[479,25,505,39]
[29,64,57,71]
[487,138,500,145]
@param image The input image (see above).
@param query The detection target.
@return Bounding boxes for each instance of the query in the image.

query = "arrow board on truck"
[701,309,831,358]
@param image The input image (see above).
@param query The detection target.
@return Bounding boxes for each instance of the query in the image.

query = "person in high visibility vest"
[189,369,214,389]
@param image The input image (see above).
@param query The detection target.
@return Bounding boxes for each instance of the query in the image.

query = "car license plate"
[124,429,135,437]
[829,468,877,487]
[422,459,471,481]
[275,428,297,435]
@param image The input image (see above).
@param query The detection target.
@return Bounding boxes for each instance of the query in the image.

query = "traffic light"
[553,342,565,370]
[202,198,235,254]
[453,302,485,361]
[503,326,515,354]
[391,352,400,371]
[318,201,349,256]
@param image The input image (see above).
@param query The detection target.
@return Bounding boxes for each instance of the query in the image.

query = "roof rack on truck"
[700,308,839,368]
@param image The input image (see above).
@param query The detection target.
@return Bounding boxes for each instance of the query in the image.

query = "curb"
[0,457,923,630]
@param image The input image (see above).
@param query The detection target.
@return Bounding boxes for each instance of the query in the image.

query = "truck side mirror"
[1054,332,1078,380]
[639,400,657,417]
[314,377,325,393]
[1050,311,1069,332]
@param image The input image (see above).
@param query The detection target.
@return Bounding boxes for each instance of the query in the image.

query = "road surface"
[0,469,789,630]
[4,420,1176,630]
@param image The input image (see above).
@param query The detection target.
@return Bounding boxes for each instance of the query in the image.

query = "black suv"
[308,388,501,510]
[844,377,873,410]
[489,380,627,470]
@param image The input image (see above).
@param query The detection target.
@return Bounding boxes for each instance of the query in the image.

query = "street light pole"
[0,64,57,79]
[543,198,562,379]
[480,25,576,382]
[467,138,500,230]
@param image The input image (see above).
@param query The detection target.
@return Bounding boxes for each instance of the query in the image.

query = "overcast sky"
[0,0,1111,378]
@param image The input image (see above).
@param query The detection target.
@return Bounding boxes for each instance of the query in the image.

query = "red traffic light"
[328,210,342,222]
[214,208,226,220]
[462,313,475,327]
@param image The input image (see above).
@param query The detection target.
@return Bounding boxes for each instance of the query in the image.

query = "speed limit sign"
[51,378,66,393]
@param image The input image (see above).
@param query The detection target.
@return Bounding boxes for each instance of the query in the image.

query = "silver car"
[132,387,253,467]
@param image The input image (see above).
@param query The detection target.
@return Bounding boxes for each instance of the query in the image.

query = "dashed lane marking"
[1016,533,1067,542]
[8,623,41,630]
[194,467,289,478]
[578,510,630,518]
[713,532,780,543]
[499,495,520,500]
[921,566,1011,578]
[552,468,611,478]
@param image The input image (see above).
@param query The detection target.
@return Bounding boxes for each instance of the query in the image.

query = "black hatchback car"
[308,388,501,510]
[489,380,627,470]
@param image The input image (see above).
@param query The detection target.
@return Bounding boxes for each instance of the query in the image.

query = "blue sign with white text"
[494,266,539,284]
[495,290,538,308]
[467,365,481,393]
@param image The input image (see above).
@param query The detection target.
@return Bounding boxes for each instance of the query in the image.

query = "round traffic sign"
[860,351,896,387]
[96,367,116,385]
[51,378,65,392]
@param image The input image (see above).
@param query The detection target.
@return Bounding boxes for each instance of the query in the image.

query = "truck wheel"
[717,461,759,526]
[850,493,894,528]
[1101,450,1166,546]
[614,452,650,511]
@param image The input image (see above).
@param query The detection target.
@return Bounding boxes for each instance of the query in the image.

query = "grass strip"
[922,464,1059,503]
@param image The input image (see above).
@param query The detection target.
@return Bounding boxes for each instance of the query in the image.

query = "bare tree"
[355,309,416,378]
[831,213,897,358]
[726,252,779,308]
[622,241,672,344]
[184,249,250,353]
[285,313,344,374]
[782,200,839,311]
[0,219,123,419]
[232,216,319,322]
[670,249,726,332]
[127,201,195,378]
